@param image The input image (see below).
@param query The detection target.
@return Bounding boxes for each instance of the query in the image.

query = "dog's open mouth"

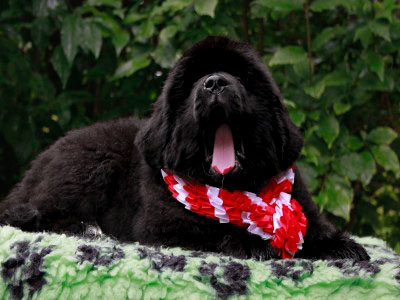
[204,106,242,175]
[212,124,235,174]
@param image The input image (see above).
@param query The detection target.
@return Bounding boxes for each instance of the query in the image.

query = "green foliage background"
[0,0,399,250]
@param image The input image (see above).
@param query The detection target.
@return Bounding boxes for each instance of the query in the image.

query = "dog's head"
[136,36,303,192]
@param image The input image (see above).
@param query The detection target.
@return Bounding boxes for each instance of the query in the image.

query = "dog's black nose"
[204,75,228,94]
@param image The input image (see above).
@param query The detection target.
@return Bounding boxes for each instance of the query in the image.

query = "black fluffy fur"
[0,37,369,261]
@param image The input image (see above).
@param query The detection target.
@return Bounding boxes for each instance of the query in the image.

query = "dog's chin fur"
[0,36,369,261]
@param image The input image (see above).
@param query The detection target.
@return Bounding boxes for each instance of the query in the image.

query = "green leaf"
[159,25,178,44]
[335,151,376,185]
[324,175,353,221]
[283,99,296,109]
[374,0,397,22]
[304,80,325,99]
[336,153,362,181]
[31,17,52,52]
[61,15,82,64]
[362,73,394,92]
[333,102,351,115]
[87,0,122,8]
[297,162,320,192]
[124,12,147,25]
[194,0,218,17]
[31,73,56,102]
[157,0,192,15]
[252,0,303,11]
[269,46,307,66]
[33,0,61,17]
[354,26,372,48]
[318,116,340,148]
[302,145,320,166]
[292,60,310,78]
[112,29,130,56]
[313,191,329,210]
[369,21,391,41]
[359,151,377,186]
[81,21,103,59]
[346,136,363,151]
[368,127,398,145]
[367,52,385,81]
[310,0,347,12]
[323,71,351,87]
[308,112,320,121]
[313,26,344,50]
[137,20,155,42]
[113,56,151,79]
[152,44,178,68]
[91,12,120,33]
[51,46,71,89]
[305,125,319,139]
[289,110,306,126]
[372,145,400,172]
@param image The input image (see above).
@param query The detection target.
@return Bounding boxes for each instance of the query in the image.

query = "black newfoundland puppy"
[0,36,368,260]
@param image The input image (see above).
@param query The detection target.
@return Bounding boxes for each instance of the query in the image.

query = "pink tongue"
[212,124,235,175]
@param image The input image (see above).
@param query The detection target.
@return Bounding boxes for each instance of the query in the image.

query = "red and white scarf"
[161,167,307,259]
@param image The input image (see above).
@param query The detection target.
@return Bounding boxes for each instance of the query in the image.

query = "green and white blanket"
[0,225,399,299]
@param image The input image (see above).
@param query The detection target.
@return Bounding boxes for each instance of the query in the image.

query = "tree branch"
[397,0,400,19]
[256,18,265,55]
[93,79,101,117]
[241,0,251,42]
[303,0,313,78]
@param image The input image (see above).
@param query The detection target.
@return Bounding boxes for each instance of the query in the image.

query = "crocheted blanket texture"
[0,225,399,299]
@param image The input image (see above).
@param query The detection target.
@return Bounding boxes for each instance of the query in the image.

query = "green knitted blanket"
[0,226,399,299]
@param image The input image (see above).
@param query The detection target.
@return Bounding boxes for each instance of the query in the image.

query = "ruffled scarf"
[161,167,307,259]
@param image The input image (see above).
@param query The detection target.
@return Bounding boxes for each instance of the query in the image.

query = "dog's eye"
[234,76,246,87]
[234,76,245,85]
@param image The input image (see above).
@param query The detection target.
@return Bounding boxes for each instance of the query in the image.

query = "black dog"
[0,36,369,260]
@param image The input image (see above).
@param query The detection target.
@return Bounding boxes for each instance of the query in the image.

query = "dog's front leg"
[292,169,369,261]
[0,135,122,236]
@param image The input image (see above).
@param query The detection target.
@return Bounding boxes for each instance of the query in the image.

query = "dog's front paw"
[0,203,40,231]
[316,232,370,261]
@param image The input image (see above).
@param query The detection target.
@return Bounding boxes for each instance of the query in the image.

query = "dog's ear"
[135,53,190,169]
[256,68,304,171]
[135,101,170,169]
[258,64,304,170]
